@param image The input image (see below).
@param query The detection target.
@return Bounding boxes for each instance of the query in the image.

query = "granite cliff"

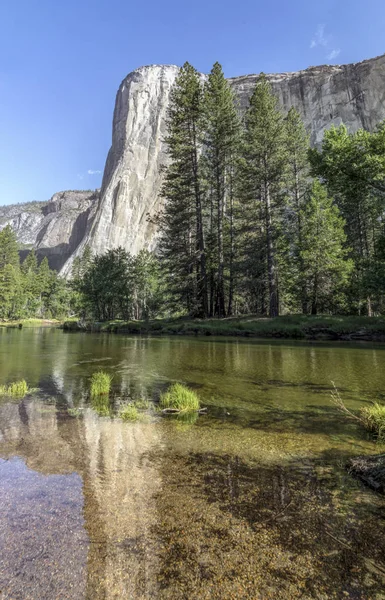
[0,190,99,271]
[1,54,385,275]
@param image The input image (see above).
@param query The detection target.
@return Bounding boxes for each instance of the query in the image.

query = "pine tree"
[0,225,19,270]
[309,123,385,314]
[202,62,241,316]
[299,181,353,314]
[159,62,208,316]
[284,107,311,312]
[241,75,287,316]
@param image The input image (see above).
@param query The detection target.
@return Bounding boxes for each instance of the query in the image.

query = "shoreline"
[62,315,385,342]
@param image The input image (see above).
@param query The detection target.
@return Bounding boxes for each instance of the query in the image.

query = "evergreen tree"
[299,181,353,314]
[284,107,311,312]
[309,123,385,314]
[0,225,19,269]
[241,75,287,316]
[159,62,208,316]
[202,62,241,316]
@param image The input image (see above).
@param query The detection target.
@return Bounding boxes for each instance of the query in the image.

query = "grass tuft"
[91,395,111,417]
[360,403,385,441]
[119,404,139,422]
[160,383,200,412]
[0,379,29,398]
[133,398,151,410]
[331,382,385,442]
[90,370,112,397]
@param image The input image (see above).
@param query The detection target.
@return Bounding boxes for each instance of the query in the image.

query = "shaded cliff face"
[0,190,99,271]
[61,54,385,276]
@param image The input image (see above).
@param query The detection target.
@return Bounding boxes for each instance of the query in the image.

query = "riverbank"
[62,314,385,341]
[0,319,62,328]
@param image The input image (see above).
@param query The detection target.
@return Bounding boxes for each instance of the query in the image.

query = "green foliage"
[0,225,19,269]
[133,398,151,409]
[158,62,208,317]
[73,247,163,321]
[160,383,200,411]
[0,379,29,398]
[90,371,112,396]
[0,225,75,321]
[309,123,385,314]
[298,181,353,314]
[240,74,288,317]
[91,395,111,417]
[119,404,139,421]
[202,62,242,317]
[360,403,385,441]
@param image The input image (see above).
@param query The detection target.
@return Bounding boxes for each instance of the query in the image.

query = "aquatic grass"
[91,394,111,417]
[90,370,112,396]
[0,379,29,398]
[133,398,151,410]
[360,403,385,441]
[331,383,385,442]
[67,407,82,418]
[119,404,139,422]
[160,383,200,412]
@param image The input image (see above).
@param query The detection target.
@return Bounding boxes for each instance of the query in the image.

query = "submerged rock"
[347,454,385,494]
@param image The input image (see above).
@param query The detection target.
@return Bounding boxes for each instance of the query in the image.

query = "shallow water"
[0,328,385,599]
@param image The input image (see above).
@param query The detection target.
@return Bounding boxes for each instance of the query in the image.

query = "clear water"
[0,328,385,599]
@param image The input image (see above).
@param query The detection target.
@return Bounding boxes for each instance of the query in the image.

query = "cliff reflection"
[0,399,162,599]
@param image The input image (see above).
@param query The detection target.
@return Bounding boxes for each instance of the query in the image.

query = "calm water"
[0,328,385,599]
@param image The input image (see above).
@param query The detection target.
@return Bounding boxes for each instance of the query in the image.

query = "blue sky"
[0,0,384,205]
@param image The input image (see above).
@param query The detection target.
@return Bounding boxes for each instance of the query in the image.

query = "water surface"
[0,328,385,599]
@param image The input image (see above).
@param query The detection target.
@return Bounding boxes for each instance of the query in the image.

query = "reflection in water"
[0,399,162,599]
[0,457,87,600]
[1,329,385,598]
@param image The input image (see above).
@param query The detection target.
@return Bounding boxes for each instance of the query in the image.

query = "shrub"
[119,404,139,421]
[0,379,29,398]
[360,403,385,441]
[160,383,200,412]
[90,371,112,396]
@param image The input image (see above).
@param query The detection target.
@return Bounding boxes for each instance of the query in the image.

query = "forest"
[1,61,385,322]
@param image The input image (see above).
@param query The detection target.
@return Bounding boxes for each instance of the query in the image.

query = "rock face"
[0,190,99,271]
[2,54,385,276]
[60,54,385,276]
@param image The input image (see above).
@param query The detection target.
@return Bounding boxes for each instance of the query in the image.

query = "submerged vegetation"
[331,383,385,442]
[90,370,112,396]
[90,394,111,417]
[160,383,200,412]
[0,379,29,398]
[361,404,385,442]
[119,404,139,422]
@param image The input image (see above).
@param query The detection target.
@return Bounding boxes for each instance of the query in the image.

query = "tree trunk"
[191,124,208,318]
[367,296,373,317]
[311,274,318,315]
[228,188,235,316]
[265,182,279,317]
[216,157,225,317]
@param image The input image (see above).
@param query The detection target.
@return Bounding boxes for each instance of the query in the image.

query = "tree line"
[157,61,385,318]
[1,61,384,322]
[0,225,70,320]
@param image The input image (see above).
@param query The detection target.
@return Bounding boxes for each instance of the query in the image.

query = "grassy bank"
[63,314,385,341]
[0,318,63,328]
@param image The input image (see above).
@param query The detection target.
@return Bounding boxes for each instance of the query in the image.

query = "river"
[0,327,385,599]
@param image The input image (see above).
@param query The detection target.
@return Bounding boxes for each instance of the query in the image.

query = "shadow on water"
[152,449,385,600]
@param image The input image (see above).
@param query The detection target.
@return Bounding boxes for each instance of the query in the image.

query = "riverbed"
[0,328,385,599]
